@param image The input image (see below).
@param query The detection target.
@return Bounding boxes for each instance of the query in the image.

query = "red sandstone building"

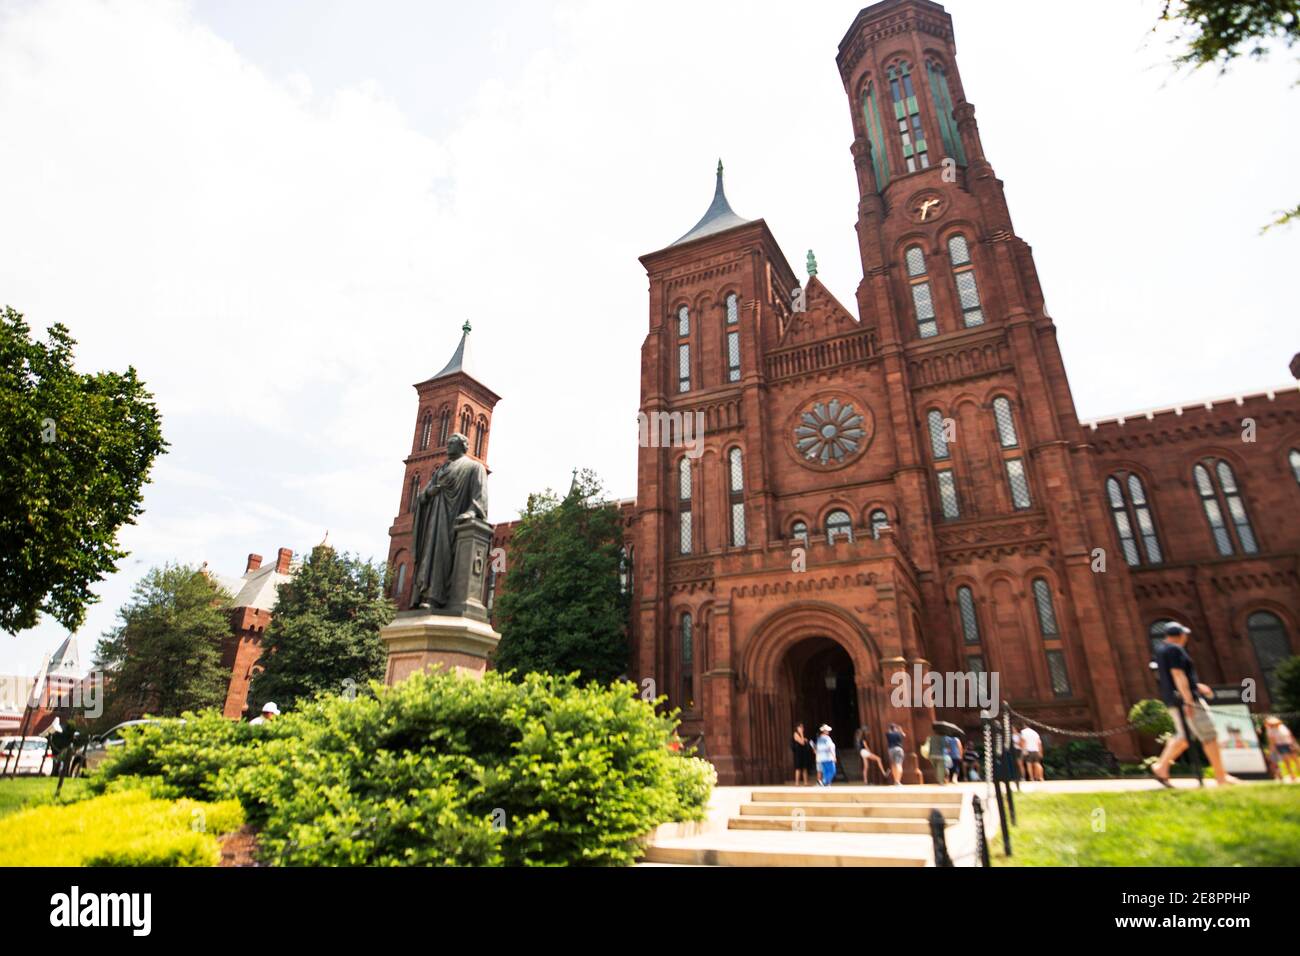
[212,548,296,719]
[387,0,1299,784]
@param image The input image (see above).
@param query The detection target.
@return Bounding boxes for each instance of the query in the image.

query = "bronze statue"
[410,432,488,610]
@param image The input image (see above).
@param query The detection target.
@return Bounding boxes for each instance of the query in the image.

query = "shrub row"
[95,670,715,866]
[0,788,243,867]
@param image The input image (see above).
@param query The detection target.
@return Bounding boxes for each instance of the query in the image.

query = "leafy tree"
[248,546,393,711]
[1271,655,1300,716]
[95,564,233,719]
[0,306,167,634]
[1157,1,1300,230]
[494,469,629,683]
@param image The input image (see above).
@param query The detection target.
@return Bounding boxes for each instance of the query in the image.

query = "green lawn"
[0,777,87,819]
[992,784,1300,866]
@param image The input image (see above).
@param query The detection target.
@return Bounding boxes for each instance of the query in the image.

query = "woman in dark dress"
[792,723,815,785]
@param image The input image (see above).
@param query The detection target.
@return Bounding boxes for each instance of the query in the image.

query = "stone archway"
[740,602,884,784]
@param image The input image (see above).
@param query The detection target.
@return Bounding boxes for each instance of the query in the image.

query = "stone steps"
[748,786,965,805]
[728,814,933,834]
[641,839,930,868]
[640,785,980,867]
[738,800,961,820]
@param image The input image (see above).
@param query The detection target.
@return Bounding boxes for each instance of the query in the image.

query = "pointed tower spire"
[432,322,473,380]
[670,159,753,247]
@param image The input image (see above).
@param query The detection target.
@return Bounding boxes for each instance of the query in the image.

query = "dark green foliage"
[1157,2,1300,230]
[95,564,234,719]
[1129,698,1177,737]
[93,671,715,866]
[1271,655,1300,716]
[493,469,630,682]
[248,546,393,710]
[1159,0,1299,71]
[0,306,166,633]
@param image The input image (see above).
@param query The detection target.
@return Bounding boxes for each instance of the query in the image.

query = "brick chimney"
[245,553,263,573]
[275,547,293,574]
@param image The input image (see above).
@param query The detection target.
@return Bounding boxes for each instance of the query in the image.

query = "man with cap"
[249,701,280,726]
[1151,622,1237,787]
[815,724,838,787]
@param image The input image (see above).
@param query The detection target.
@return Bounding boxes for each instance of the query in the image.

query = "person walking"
[886,723,906,785]
[1150,622,1238,787]
[1019,724,1044,782]
[944,735,963,783]
[792,723,815,786]
[1264,716,1298,782]
[815,724,838,787]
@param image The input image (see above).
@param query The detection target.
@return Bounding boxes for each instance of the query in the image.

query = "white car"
[0,736,54,776]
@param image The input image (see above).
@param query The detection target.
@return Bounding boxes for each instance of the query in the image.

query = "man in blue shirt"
[1151,622,1238,788]
[815,724,837,786]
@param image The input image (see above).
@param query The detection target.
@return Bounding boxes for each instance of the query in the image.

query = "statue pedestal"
[380,610,501,683]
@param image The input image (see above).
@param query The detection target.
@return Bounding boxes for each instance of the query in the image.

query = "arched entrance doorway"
[784,638,858,780]
[741,602,885,783]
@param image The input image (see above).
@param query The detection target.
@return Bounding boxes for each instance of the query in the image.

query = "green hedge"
[0,788,243,867]
[95,671,714,866]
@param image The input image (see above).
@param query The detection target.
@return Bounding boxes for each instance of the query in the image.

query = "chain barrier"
[1005,704,1300,740]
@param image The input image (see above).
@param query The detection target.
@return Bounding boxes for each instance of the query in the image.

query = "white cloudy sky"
[1,0,1296,676]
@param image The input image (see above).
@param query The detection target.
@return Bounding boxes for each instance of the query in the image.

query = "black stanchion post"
[1003,703,1021,793]
[972,795,990,867]
[991,719,1012,857]
[929,808,953,867]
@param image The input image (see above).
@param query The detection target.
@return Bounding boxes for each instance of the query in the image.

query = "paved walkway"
[767,777,1288,796]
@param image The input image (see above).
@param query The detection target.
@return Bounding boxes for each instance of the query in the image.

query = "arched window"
[826,510,853,545]
[1247,611,1290,699]
[1106,473,1163,566]
[957,586,980,644]
[926,409,950,460]
[948,235,984,327]
[678,457,693,555]
[869,509,890,539]
[394,562,407,602]
[459,406,472,436]
[925,59,965,165]
[861,81,891,191]
[791,520,809,545]
[1031,579,1059,638]
[676,305,691,393]
[936,471,960,520]
[728,447,746,547]
[992,397,1018,448]
[619,546,632,595]
[1031,578,1071,697]
[1193,460,1257,556]
[906,246,938,338]
[1290,448,1300,485]
[438,406,450,445]
[887,60,928,172]
[1005,458,1032,510]
[419,411,433,451]
[474,417,487,458]
[680,613,695,711]
[725,294,741,382]
[407,474,420,513]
